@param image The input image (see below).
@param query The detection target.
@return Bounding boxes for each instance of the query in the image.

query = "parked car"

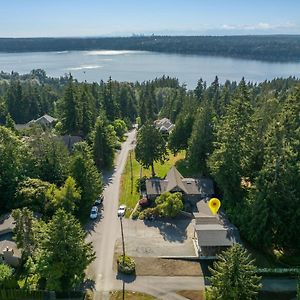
[90,206,98,219]
[117,205,126,217]
[95,194,104,206]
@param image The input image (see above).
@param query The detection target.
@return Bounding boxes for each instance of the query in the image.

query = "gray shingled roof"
[145,166,214,196]
[195,223,240,247]
[165,166,188,194]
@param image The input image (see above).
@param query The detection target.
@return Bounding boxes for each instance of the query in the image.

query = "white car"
[117,205,126,217]
[90,206,98,219]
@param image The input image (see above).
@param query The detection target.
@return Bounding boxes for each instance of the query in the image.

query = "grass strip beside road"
[176,290,206,300]
[119,150,185,217]
[110,290,157,300]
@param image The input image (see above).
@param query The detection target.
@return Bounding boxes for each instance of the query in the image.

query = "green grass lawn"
[119,150,185,217]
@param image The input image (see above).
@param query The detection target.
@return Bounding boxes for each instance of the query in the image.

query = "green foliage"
[155,192,183,218]
[208,244,262,300]
[169,113,194,154]
[0,126,34,211]
[34,209,95,292]
[5,113,16,132]
[92,116,115,169]
[12,208,36,259]
[70,142,103,220]
[135,124,167,176]
[117,255,136,275]
[244,93,300,251]
[0,263,13,287]
[30,134,69,186]
[14,178,55,216]
[208,80,256,211]
[61,77,80,134]
[187,102,214,174]
[113,119,127,140]
[52,176,81,214]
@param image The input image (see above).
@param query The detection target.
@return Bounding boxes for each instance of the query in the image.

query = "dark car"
[95,194,104,206]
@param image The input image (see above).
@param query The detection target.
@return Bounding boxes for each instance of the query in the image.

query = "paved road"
[86,129,136,299]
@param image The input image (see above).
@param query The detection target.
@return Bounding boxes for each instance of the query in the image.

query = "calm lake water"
[1,50,300,89]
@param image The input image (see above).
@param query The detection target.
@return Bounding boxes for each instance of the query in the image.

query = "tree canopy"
[135,123,167,176]
[208,244,262,300]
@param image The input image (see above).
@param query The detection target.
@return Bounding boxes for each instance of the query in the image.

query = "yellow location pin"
[208,198,221,215]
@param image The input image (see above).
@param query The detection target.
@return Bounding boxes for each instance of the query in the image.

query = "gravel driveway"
[115,217,196,257]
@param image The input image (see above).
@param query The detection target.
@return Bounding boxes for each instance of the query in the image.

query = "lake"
[1,50,300,89]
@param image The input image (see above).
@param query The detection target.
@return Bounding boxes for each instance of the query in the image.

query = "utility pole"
[120,216,126,263]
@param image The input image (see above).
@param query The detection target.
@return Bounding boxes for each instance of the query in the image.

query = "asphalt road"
[85,129,137,299]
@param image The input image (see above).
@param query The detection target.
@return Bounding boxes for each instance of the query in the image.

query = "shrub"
[136,176,147,193]
[117,255,136,274]
[84,289,94,300]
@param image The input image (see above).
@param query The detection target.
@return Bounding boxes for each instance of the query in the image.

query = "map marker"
[208,198,221,215]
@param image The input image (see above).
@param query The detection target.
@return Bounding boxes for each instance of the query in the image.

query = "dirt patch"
[114,254,202,276]
[176,290,205,300]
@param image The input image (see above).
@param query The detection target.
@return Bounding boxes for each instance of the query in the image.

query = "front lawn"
[119,150,185,217]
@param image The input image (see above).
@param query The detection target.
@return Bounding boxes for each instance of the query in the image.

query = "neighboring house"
[145,166,214,202]
[0,214,21,267]
[56,135,83,151]
[16,114,57,130]
[28,114,57,127]
[193,200,240,259]
[154,118,175,134]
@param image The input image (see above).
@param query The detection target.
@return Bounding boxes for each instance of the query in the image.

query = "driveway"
[115,218,196,257]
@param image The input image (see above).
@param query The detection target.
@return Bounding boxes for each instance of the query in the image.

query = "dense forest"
[1,35,300,62]
[0,70,299,260]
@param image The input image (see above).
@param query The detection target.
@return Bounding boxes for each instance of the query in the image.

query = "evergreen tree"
[61,77,80,134]
[53,176,81,214]
[194,78,206,102]
[12,208,36,259]
[5,113,16,132]
[0,126,34,212]
[168,113,194,154]
[92,116,115,169]
[208,79,255,213]
[80,85,94,137]
[208,244,262,300]
[135,123,167,176]
[70,142,103,220]
[187,102,214,174]
[246,92,300,250]
[34,209,95,291]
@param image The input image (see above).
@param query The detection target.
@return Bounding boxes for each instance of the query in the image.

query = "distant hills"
[0,35,300,62]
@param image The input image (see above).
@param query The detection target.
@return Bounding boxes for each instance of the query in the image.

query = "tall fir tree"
[61,77,80,134]
[208,244,262,300]
[187,102,214,174]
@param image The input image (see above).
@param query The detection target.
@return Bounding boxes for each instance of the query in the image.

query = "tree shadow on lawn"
[143,217,191,243]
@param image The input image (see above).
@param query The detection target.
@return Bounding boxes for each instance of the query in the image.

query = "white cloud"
[221,22,297,31]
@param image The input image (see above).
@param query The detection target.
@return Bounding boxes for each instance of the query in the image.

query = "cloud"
[221,22,298,31]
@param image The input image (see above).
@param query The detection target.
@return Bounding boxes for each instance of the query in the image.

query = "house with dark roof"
[193,200,240,258]
[145,166,214,202]
[0,214,21,267]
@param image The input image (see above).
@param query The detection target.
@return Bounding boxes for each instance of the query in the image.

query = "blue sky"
[1,0,300,37]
